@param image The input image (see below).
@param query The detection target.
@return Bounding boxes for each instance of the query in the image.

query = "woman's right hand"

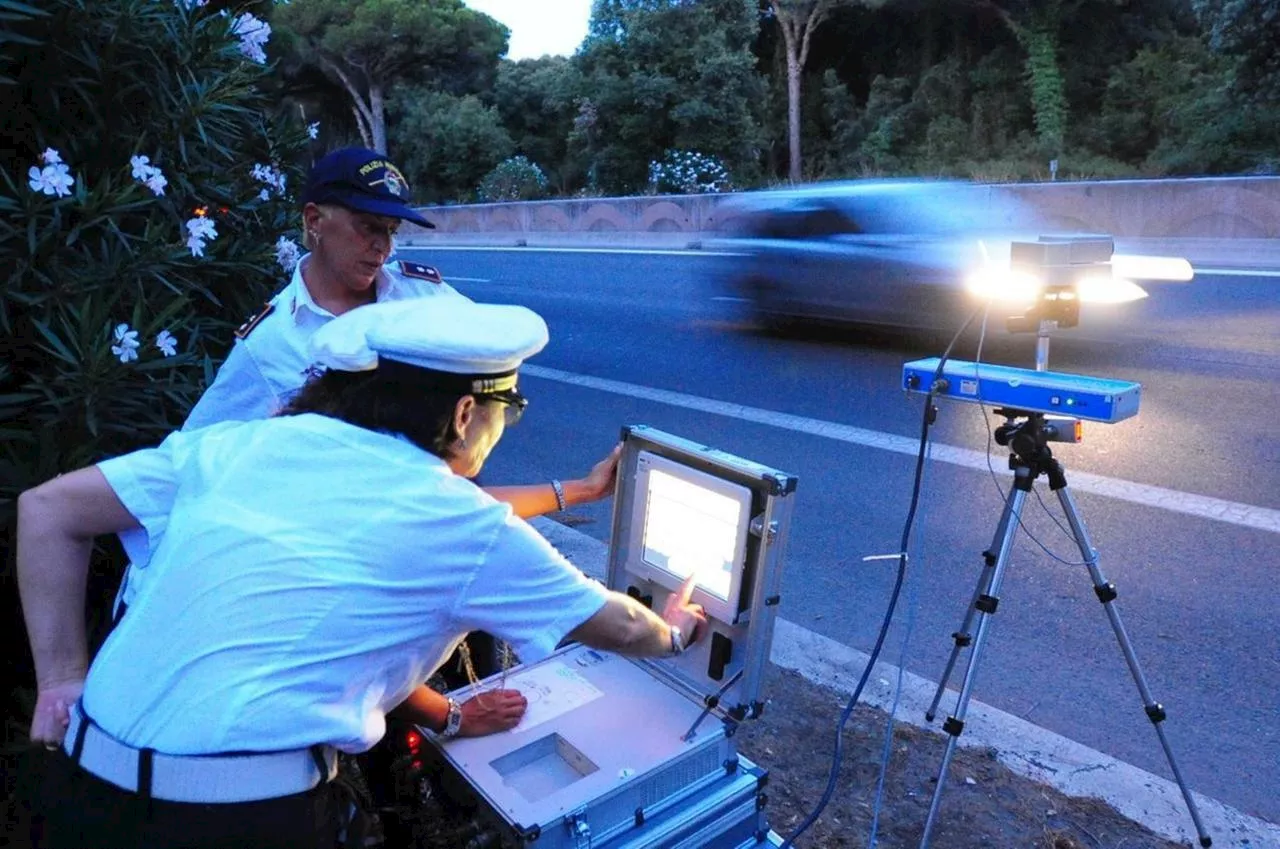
[30,679,83,750]
[661,575,708,649]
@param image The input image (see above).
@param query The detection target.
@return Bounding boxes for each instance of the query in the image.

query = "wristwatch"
[668,624,688,657]
[440,697,463,739]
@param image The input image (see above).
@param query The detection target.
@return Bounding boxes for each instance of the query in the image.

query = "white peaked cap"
[309,297,549,375]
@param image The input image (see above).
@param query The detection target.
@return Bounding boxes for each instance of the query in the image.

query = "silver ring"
[43,741,59,752]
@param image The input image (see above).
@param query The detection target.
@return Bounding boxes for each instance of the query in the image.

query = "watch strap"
[668,624,687,657]
[441,697,463,738]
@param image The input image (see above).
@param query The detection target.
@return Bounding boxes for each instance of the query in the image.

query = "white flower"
[259,188,270,201]
[251,162,287,197]
[185,216,218,257]
[28,162,75,198]
[144,173,168,196]
[130,155,153,180]
[275,235,301,274]
[174,0,209,8]
[41,148,63,165]
[111,323,141,363]
[130,154,168,196]
[155,329,178,357]
[307,122,320,140]
[231,13,271,64]
[187,217,217,241]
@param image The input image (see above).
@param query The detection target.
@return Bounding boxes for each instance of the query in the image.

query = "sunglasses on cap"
[479,388,528,426]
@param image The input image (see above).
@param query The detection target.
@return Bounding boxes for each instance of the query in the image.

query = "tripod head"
[992,408,1079,490]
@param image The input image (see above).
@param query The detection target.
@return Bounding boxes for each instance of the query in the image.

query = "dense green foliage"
[268,0,1277,198]
[572,0,765,193]
[389,88,514,203]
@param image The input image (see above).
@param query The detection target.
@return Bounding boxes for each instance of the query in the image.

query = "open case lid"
[605,425,798,721]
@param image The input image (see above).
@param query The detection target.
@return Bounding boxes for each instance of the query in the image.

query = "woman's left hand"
[576,444,623,503]
[458,689,528,737]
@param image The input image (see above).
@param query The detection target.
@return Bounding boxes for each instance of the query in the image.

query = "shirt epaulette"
[398,260,442,284]
[235,302,275,340]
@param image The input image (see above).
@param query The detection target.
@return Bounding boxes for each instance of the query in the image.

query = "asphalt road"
[399,244,1280,827]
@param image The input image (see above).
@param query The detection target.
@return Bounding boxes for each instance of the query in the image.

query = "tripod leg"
[919,472,1031,849]
[926,480,1020,721]
[1054,484,1213,847]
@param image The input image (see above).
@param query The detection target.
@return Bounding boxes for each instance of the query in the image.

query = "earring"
[308,230,320,243]
[458,435,468,450]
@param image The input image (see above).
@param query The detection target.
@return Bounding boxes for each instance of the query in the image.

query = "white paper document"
[501,661,605,734]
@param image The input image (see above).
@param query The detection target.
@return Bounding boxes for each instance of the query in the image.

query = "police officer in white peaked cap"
[18,297,708,849]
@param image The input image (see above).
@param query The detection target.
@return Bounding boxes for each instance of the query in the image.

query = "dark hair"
[279,361,468,457]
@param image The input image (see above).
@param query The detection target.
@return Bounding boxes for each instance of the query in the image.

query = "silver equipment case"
[425,425,798,848]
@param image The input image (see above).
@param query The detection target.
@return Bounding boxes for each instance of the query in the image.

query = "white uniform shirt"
[184,255,465,430]
[86,414,609,755]
[115,255,466,608]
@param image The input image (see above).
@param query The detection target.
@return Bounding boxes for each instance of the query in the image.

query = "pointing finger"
[677,574,697,606]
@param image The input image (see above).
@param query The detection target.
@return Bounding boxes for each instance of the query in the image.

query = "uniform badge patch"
[235,302,275,340]
[398,260,442,284]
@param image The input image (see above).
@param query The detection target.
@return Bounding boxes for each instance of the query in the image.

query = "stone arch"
[1158,186,1280,238]
[530,204,574,232]
[579,203,629,232]
[637,200,693,233]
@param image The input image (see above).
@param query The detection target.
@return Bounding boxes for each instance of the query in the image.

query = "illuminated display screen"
[640,468,744,602]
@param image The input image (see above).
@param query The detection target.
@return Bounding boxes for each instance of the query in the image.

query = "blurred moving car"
[704,180,1051,333]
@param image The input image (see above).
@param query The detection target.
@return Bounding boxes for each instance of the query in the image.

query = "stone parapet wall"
[397,177,1280,244]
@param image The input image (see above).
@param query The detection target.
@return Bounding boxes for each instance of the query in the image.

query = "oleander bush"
[647,149,733,194]
[0,0,308,805]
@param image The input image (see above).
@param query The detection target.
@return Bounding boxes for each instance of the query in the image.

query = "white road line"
[523,364,1280,535]
[400,244,744,258]
[1194,267,1280,277]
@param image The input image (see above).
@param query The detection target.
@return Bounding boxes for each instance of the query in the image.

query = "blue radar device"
[901,358,1141,423]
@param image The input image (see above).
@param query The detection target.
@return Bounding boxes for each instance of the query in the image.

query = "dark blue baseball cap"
[301,147,435,229]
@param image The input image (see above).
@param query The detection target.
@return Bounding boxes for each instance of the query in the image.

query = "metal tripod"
[917,410,1212,849]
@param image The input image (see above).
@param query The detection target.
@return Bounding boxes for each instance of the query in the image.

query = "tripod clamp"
[992,408,1081,491]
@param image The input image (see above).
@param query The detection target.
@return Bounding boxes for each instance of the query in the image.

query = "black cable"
[780,305,986,847]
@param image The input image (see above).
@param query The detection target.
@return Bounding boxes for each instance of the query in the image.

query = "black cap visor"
[312,188,436,229]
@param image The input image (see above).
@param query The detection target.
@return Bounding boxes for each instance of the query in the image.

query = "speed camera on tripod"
[900,234,1209,848]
